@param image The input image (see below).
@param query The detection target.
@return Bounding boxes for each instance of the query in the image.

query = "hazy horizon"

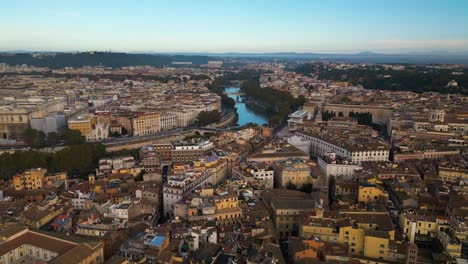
[1,0,468,54]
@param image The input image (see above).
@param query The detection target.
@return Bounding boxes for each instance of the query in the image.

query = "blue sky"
[1,0,467,53]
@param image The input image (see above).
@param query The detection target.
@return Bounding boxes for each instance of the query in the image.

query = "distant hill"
[355,51,379,55]
[160,51,468,64]
[2,51,468,67]
[0,52,210,69]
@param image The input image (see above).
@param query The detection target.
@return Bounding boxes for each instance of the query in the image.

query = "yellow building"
[20,205,64,229]
[214,193,242,225]
[193,157,228,186]
[358,184,388,203]
[363,231,390,260]
[450,220,468,245]
[44,172,68,186]
[438,166,468,182]
[400,213,438,243]
[339,225,366,255]
[68,115,96,135]
[437,229,462,258]
[272,200,317,237]
[277,159,313,188]
[111,167,142,177]
[301,211,398,260]
[131,111,161,136]
[13,168,47,190]
[300,216,339,242]
[262,190,317,238]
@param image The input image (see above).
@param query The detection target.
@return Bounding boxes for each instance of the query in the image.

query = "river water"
[224,87,269,126]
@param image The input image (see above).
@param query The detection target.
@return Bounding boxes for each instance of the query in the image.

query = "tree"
[63,129,85,145]
[268,116,281,127]
[21,128,36,146]
[0,142,107,180]
[299,183,314,193]
[197,110,221,126]
[21,128,46,148]
[46,132,60,147]
[322,110,336,121]
[286,181,297,190]
[203,132,216,139]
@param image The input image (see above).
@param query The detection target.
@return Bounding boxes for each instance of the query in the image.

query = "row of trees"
[0,143,106,179]
[322,110,373,126]
[321,110,337,121]
[242,78,306,127]
[349,111,373,126]
[206,70,268,110]
[206,76,236,109]
[21,128,85,148]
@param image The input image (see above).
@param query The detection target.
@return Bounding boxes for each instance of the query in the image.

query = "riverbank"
[224,87,269,126]
[207,110,238,128]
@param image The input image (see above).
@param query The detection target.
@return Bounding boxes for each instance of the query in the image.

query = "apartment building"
[163,171,211,217]
[263,189,319,238]
[317,152,362,179]
[171,139,214,163]
[132,111,161,136]
[160,112,178,131]
[193,156,228,186]
[13,168,47,191]
[68,115,96,136]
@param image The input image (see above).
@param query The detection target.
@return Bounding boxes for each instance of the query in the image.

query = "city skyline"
[1,0,468,54]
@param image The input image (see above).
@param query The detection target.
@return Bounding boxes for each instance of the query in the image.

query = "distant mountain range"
[1,51,468,66]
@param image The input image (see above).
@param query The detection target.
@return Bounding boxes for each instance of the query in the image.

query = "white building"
[111,156,136,170]
[251,167,274,189]
[30,114,67,135]
[163,171,211,218]
[189,226,218,251]
[88,96,113,107]
[160,112,178,131]
[170,109,197,127]
[287,135,311,154]
[295,131,390,165]
[317,153,362,180]
[86,122,109,141]
[287,110,311,129]
[105,200,131,220]
[71,191,92,210]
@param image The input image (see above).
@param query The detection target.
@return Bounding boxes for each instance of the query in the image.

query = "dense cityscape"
[0,53,466,264]
[1,1,468,264]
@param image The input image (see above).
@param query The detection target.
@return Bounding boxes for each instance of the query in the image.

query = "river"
[224,87,269,126]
